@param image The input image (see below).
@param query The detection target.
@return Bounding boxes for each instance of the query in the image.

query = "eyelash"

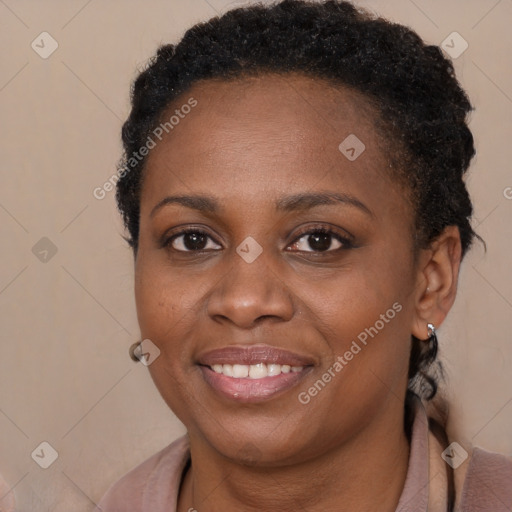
[162,224,354,254]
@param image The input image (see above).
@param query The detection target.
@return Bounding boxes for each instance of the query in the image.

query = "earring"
[425,323,438,359]
[129,341,142,362]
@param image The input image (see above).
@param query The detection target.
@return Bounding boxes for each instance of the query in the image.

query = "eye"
[165,228,222,252]
[287,226,353,253]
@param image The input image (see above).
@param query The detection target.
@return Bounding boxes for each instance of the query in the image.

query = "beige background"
[0,0,511,510]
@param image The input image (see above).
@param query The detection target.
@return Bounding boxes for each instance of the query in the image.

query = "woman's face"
[135,73,423,465]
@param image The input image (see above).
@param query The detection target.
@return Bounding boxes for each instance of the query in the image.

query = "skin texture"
[134,73,462,512]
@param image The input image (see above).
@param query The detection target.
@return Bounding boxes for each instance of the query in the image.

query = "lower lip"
[199,366,311,403]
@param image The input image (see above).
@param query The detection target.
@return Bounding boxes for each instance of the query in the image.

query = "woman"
[96,1,512,510]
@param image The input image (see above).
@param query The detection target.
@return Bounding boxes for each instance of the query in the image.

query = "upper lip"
[197,344,316,367]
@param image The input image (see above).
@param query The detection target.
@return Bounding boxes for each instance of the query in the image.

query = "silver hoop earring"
[425,323,439,358]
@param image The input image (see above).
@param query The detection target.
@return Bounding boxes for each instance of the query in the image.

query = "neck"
[178,404,411,512]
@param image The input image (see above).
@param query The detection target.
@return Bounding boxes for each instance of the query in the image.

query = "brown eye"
[166,229,222,252]
[288,228,352,253]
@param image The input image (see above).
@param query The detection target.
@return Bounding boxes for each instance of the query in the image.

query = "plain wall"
[0,0,511,510]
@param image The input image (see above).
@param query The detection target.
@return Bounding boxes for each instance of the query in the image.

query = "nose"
[206,246,295,329]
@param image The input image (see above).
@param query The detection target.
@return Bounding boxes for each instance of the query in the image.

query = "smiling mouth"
[196,344,315,402]
[198,362,313,403]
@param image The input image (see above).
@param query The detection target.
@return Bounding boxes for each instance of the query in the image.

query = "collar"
[396,394,452,512]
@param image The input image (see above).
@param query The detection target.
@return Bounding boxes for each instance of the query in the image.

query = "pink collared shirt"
[96,399,512,511]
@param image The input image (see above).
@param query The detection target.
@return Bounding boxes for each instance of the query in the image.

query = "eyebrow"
[150,191,373,218]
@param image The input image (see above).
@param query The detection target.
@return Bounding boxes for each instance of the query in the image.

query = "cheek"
[134,250,194,349]
[134,251,204,422]
[311,249,413,382]
[134,263,171,339]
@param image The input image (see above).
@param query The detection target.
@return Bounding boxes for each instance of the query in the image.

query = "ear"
[411,225,462,340]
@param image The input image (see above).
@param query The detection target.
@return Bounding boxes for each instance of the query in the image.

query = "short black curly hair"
[116,0,479,402]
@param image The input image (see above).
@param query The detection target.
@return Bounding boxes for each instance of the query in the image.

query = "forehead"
[140,73,402,215]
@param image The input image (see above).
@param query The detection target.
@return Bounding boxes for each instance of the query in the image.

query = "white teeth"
[249,363,267,379]
[232,364,249,378]
[212,364,223,374]
[210,362,304,378]
[267,364,281,376]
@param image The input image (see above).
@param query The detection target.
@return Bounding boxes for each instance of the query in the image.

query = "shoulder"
[459,446,512,511]
[95,435,190,512]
